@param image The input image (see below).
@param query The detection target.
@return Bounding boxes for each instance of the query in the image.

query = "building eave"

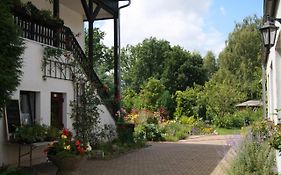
[264,0,280,20]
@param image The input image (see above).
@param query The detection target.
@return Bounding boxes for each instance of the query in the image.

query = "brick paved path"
[35,135,240,175]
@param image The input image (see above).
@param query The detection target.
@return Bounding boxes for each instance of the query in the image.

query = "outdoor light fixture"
[259,16,281,120]
[260,16,280,50]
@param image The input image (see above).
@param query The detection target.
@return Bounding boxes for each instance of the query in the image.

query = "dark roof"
[235,100,262,107]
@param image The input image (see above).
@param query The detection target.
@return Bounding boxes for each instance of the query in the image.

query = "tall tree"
[85,28,114,97]
[161,46,207,94]
[122,37,171,92]
[218,15,262,99]
[203,51,217,79]
[0,0,24,110]
[203,69,246,120]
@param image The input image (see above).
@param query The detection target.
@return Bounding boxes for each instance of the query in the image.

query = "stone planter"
[117,123,135,143]
[48,155,85,175]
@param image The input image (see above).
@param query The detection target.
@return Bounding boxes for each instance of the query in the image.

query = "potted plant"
[116,108,135,143]
[44,128,91,175]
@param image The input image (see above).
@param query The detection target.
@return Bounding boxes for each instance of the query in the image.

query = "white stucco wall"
[0,40,115,165]
[60,4,85,50]
[267,3,281,173]
[0,1,115,165]
[12,39,74,127]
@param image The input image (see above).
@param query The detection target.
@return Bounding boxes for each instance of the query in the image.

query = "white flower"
[86,142,92,151]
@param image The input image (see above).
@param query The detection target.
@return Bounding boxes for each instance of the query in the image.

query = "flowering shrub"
[116,108,127,123]
[45,128,91,157]
[269,124,281,151]
[124,108,161,125]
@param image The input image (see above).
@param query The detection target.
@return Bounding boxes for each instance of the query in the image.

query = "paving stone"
[34,135,241,175]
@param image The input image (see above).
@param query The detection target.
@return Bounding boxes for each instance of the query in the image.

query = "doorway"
[51,92,64,129]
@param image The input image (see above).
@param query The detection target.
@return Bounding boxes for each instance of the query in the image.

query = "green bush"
[133,124,163,141]
[228,138,275,175]
[252,120,272,141]
[213,109,262,129]
[134,125,147,142]
[0,0,24,110]
[144,124,163,141]
[161,121,191,141]
[179,116,197,125]
[14,124,59,143]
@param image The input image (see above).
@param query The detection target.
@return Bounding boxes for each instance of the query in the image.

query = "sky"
[95,0,263,57]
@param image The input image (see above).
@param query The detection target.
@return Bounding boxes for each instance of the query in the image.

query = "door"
[51,92,64,129]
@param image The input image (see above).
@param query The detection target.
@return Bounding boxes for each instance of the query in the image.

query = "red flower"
[75,140,80,146]
[77,146,85,154]
[62,128,70,137]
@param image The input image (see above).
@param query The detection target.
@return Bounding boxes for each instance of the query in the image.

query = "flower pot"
[117,123,135,143]
[48,155,85,175]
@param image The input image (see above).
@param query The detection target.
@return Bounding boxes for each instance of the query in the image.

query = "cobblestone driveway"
[36,135,239,175]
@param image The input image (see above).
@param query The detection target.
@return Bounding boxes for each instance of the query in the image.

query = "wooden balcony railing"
[12,9,114,115]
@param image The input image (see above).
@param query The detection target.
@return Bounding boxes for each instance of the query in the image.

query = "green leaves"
[0,0,24,110]
[218,15,262,100]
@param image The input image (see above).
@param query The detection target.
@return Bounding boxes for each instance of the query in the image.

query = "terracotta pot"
[48,155,85,175]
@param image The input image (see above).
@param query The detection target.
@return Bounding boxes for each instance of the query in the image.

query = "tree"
[121,37,171,92]
[85,28,114,98]
[139,78,166,110]
[203,69,246,120]
[203,51,217,79]
[218,15,262,99]
[173,84,207,120]
[0,0,24,110]
[161,46,207,94]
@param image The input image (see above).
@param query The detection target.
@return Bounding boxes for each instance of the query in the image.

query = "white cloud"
[96,0,225,56]
[220,6,226,16]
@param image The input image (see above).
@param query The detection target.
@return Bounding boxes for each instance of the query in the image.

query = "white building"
[0,0,127,165]
[264,0,281,173]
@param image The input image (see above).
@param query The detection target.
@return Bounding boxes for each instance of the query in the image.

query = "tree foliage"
[218,15,262,99]
[121,38,207,94]
[203,51,217,79]
[203,70,246,120]
[139,78,167,110]
[0,0,24,109]
[174,85,205,120]
[161,46,207,93]
[122,37,171,92]
[85,28,114,98]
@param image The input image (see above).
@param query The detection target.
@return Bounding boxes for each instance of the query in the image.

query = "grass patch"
[215,128,241,135]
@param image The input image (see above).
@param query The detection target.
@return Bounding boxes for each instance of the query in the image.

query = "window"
[20,91,36,125]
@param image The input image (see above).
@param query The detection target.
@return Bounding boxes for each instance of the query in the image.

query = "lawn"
[215,128,241,135]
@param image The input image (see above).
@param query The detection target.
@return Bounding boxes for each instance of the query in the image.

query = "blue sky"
[208,0,263,42]
[97,0,263,56]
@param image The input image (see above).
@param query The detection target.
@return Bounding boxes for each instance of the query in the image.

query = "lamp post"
[259,17,279,120]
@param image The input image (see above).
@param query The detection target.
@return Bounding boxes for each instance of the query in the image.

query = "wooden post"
[114,12,121,114]
[53,0,60,47]
[88,0,94,75]
[53,0,60,18]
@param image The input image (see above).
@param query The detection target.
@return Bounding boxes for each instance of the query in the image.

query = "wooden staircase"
[12,8,115,117]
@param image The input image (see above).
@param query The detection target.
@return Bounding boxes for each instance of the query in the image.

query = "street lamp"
[259,17,279,120]
[260,18,279,50]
